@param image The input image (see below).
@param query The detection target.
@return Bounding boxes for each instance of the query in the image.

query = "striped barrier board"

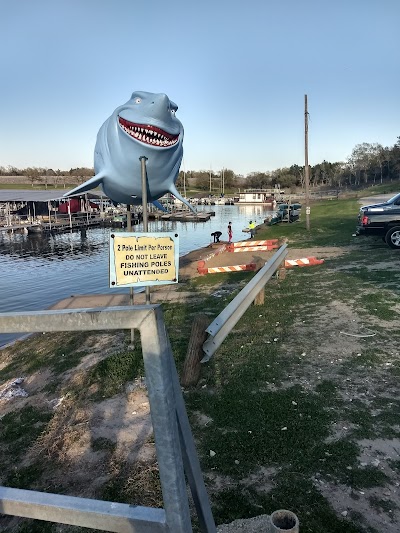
[229,245,278,252]
[197,261,257,275]
[228,239,278,249]
[284,257,324,268]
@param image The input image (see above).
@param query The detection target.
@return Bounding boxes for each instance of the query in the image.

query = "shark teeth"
[118,117,179,147]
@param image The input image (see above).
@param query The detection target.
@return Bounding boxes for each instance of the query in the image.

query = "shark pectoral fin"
[169,186,197,213]
[63,174,104,198]
[152,200,168,212]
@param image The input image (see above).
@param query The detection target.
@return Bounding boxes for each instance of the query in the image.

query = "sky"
[1,0,399,177]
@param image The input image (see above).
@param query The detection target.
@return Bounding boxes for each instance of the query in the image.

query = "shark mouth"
[118,116,179,147]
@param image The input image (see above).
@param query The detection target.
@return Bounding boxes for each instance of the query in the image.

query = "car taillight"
[361,215,369,225]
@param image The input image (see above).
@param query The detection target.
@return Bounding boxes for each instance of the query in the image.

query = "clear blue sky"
[1,0,399,176]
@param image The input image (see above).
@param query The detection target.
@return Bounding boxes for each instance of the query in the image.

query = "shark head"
[65,91,193,211]
[117,91,182,151]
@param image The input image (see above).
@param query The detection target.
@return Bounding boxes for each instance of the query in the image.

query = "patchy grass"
[2,190,400,532]
[256,198,360,247]
[0,331,92,380]
[86,343,144,400]
[100,458,162,509]
[0,406,52,461]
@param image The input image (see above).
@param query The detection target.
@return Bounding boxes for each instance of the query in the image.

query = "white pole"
[68,201,72,229]
[48,201,52,231]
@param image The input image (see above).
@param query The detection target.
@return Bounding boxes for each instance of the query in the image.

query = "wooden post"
[254,288,265,306]
[181,315,209,387]
[277,265,287,281]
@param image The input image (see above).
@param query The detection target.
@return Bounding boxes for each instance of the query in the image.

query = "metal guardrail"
[202,245,288,362]
[0,305,216,533]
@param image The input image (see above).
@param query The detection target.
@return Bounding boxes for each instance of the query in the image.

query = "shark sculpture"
[64,91,194,211]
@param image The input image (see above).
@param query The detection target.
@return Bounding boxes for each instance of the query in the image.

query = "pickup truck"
[356,207,400,249]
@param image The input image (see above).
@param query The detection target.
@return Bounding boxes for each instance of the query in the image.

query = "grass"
[2,188,400,532]
[86,342,144,400]
[256,198,360,247]
[179,195,400,531]
[0,331,92,380]
[0,406,52,459]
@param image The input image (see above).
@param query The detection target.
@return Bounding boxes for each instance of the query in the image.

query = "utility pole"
[304,94,310,230]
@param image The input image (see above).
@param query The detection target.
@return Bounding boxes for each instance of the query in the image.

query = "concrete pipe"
[269,509,299,532]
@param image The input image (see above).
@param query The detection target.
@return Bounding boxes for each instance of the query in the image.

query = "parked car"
[360,192,400,213]
[356,205,400,249]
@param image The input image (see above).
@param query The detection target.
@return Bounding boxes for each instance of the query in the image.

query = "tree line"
[179,137,400,192]
[0,167,95,187]
[2,137,400,191]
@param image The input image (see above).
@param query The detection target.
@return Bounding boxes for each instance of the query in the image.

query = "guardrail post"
[254,288,265,305]
[181,314,210,387]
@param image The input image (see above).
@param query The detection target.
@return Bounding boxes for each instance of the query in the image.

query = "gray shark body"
[65,91,193,210]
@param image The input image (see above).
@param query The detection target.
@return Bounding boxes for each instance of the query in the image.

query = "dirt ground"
[1,238,399,532]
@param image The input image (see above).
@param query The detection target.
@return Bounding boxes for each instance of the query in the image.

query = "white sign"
[109,232,179,288]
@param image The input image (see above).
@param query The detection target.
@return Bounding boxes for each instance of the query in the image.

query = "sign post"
[140,156,151,304]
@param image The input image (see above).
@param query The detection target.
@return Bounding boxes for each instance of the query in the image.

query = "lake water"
[0,204,274,347]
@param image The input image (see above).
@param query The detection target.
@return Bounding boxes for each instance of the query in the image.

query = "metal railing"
[202,245,288,362]
[0,305,216,533]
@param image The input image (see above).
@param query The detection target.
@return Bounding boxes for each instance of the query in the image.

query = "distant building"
[237,188,284,205]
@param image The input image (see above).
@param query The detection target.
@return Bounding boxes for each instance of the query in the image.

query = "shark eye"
[134,97,142,104]
[170,108,176,115]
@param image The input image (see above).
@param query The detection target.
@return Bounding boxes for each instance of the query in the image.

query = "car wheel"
[385,226,400,249]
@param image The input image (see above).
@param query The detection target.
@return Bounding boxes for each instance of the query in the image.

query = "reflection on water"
[0,230,106,263]
[0,204,274,346]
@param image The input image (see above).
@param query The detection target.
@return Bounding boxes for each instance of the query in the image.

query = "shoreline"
[0,242,219,350]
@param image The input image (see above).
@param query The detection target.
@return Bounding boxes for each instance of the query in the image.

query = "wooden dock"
[159,212,213,222]
[28,216,105,234]
[0,210,216,234]
[0,216,106,235]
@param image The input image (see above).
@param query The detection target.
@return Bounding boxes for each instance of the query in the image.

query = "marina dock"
[0,189,217,234]
[158,211,214,222]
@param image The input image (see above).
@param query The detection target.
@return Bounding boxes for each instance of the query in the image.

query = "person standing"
[227,221,232,243]
[249,220,255,239]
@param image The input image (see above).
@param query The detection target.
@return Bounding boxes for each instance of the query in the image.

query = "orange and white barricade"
[230,239,278,248]
[197,261,257,275]
[229,245,278,252]
[227,239,278,252]
[284,257,324,269]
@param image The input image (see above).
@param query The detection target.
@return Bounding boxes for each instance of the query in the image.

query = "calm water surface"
[0,204,273,346]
